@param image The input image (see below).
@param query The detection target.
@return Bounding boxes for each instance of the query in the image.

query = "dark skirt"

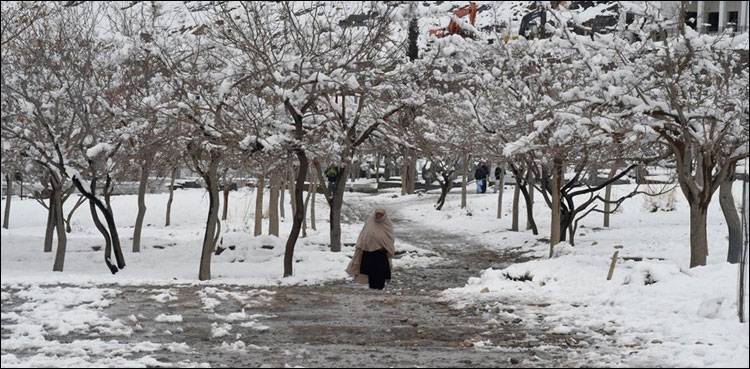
[360,249,391,290]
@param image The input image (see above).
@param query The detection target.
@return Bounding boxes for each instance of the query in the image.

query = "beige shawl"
[346,208,395,282]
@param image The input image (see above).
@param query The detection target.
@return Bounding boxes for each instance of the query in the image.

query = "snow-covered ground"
[0,187,436,286]
[365,183,749,368]
[2,180,748,367]
[1,186,441,368]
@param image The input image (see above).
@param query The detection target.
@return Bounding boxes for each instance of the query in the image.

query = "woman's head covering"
[346,208,395,279]
[356,208,394,254]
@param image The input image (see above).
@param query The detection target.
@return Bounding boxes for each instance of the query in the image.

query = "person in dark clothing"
[346,208,395,290]
[494,166,505,193]
[474,163,489,193]
[360,249,391,289]
[325,165,339,197]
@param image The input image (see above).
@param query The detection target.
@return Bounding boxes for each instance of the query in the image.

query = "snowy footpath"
[2,185,749,367]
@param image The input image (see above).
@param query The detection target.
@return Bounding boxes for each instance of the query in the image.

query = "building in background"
[659,1,749,34]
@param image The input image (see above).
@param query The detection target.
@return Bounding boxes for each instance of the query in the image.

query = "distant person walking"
[346,208,395,290]
[474,163,489,193]
[494,165,504,193]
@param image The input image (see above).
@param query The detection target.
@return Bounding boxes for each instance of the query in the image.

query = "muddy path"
[1,197,617,367]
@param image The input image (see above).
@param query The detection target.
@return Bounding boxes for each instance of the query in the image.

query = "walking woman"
[346,208,395,290]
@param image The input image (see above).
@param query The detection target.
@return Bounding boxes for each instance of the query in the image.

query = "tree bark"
[511,181,520,231]
[51,182,66,272]
[436,178,452,211]
[268,173,280,237]
[567,218,576,246]
[375,154,381,188]
[400,157,407,196]
[3,174,11,229]
[401,154,409,195]
[283,152,308,277]
[310,174,317,231]
[199,161,220,281]
[254,175,264,236]
[408,151,417,194]
[83,178,117,274]
[44,193,56,253]
[497,168,504,219]
[288,166,297,215]
[221,184,230,221]
[279,175,285,219]
[302,173,312,238]
[165,166,176,227]
[720,177,742,264]
[603,165,617,227]
[550,158,563,257]
[132,162,150,253]
[329,165,349,252]
[517,180,539,235]
[461,154,468,209]
[526,170,535,230]
[73,176,126,270]
[689,203,709,267]
[65,195,86,233]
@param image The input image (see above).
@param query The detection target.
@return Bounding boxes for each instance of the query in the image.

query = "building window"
[727,11,739,30]
[707,12,719,32]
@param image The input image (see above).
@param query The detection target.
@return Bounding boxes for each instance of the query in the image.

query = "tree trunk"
[497,169,505,219]
[518,181,539,235]
[132,163,150,253]
[559,209,570,243]
[254,176,264,236]
[401,157,407,196]
[401,150,417,195]
[73,176,126,270]
[310,174,317,231]
[511,181,520,231]
[550,159,563,257]
[461,154,468,209]
[603,165,617,227]
[3,174,11,229]
[302,174,312,238]
[83,178,117,274]
[689,203,709,268]
[720,178,742,264]
[199,162,220,281]
[283,152,308,277]
[567,220,575,246]
[401,154,409,195]
[329,165,349,252]
[279,176,285,219]
[526,170,535,230]
[221,184,230,221]
[408,151,417,194]
[288,166,297,215]
[165,167,177,227]
[44,194,56,253]
[375,154,381,188]
[51,183,66,272]
[436,178,451,211]
[65,195,86,233]
[268,173,280,236]
[102,176,125,269]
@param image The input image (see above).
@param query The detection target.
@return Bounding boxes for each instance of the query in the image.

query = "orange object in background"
[428,2,478,38]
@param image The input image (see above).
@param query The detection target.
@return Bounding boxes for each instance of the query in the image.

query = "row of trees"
[393,1,748,266]
[1,1,416,279]
[1,1,747,281]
